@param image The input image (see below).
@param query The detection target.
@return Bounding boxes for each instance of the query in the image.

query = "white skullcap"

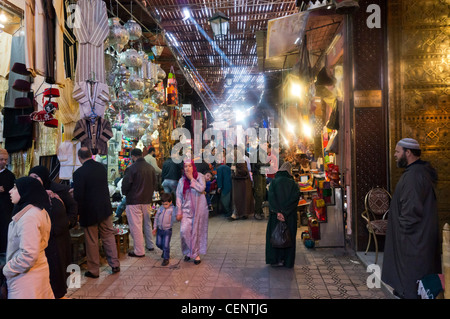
[397,138,421,150]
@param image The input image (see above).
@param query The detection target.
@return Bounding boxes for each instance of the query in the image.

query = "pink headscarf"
[182,160,198,196]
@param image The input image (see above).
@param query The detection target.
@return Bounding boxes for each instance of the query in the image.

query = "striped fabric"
[73,0,109,83]
[72,80,109,118]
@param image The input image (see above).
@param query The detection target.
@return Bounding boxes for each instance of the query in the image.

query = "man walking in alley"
[382,138,441,299]
[73,147,120,278]
[122,148,157,257]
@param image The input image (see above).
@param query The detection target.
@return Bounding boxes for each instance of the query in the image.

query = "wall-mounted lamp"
[209,11,230,38]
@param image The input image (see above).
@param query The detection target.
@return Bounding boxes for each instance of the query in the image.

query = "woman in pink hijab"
[175,159,209,264]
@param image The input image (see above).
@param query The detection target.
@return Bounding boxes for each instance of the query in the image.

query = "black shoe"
[241,216,248,220]
[270,261,284,268]
[84,271,99,278]
[111,267,120,274]
[128,252,145,258]
[184,256,191,262]
[162,259,169,266]
[194,259,201,265]
[228,216,237,221]
[146,247,155,252]
[393,290,405,299]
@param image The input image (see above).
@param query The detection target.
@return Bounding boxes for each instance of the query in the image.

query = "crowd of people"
[0,136,441,299]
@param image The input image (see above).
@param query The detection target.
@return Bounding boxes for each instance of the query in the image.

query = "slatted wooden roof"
[113,0,343,117]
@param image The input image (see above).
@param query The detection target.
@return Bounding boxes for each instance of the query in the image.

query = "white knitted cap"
[397,138,421,150]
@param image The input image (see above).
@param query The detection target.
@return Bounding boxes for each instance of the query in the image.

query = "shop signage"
[354,90,382,108]
[182,104,192,116]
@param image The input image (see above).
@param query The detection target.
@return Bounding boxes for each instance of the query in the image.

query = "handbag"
[326,130,339,154]
[270,220,293,248]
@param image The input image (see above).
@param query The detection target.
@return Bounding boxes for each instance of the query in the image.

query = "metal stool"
[115,230,129,257]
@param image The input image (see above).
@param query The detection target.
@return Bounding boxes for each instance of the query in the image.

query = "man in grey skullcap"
[382,138,441,299]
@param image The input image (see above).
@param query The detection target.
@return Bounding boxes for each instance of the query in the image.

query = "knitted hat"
[397,138,421,150]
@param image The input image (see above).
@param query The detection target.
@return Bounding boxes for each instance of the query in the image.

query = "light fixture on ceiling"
[225,74,233,86]
[182,8,191,21]
[0,12,7,23]
[209,11,230,38]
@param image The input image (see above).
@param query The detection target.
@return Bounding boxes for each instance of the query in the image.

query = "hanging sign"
[181,104,192,116]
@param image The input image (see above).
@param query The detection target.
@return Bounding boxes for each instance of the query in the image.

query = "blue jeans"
[162,179,178,194]
[156,228,172,259]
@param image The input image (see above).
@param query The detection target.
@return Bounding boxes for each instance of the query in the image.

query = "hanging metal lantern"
[122,97,144,116]
[126,73,145,92]
[122,118,146,140]
[151,45,164,58]
[105,53,117,86]
[108,17,129,53]
[124,19,142,41]
[156,64,166,81]
[119,49,143,68]
[209,11,230,38]
[140,133,152,147]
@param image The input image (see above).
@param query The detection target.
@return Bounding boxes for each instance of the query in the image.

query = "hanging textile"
[4,36,30,109]
[72,80,109,119]
[0,32,12,78]
[73,117,113,155]
[73,0,109,83]
[63,0,78,80]
[58,78,79,140]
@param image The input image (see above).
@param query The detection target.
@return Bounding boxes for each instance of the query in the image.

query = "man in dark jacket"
[73,147,120,278]
[122,148,157,257]
[161,155,182,196]
[382,138,441,299]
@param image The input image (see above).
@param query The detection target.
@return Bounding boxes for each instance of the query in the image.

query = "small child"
[152,192,180,266]
[204,171,216,212]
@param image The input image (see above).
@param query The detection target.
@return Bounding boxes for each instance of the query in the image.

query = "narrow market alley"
[66,214,392,299]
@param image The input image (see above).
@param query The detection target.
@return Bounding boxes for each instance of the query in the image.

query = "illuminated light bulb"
[302,122,312,138]
[287,122,295,134]
[0,13,7,23]
[290,82,303,98]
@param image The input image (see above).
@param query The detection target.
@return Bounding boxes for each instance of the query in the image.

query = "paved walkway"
[66,214,392,299]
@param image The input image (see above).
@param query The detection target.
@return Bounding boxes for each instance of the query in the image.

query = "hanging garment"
[42,0,56,84]
[53,0,66,85]
[57,140,82,180]
[2,106,34,153]
[63,0,77,80]
[73,0,109,83]
[4,36,30,109]
[72,80,109,119]
[73,117,113,156]
[24,0,36,77]
[0,32,12,78]
[34,0,46,77]
[58,78,79,140]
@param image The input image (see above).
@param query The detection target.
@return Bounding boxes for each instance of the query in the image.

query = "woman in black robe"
[29,166,72,299]
[265,162,300,268]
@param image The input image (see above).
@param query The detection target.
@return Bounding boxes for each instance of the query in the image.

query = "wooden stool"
[115,230,129,257]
